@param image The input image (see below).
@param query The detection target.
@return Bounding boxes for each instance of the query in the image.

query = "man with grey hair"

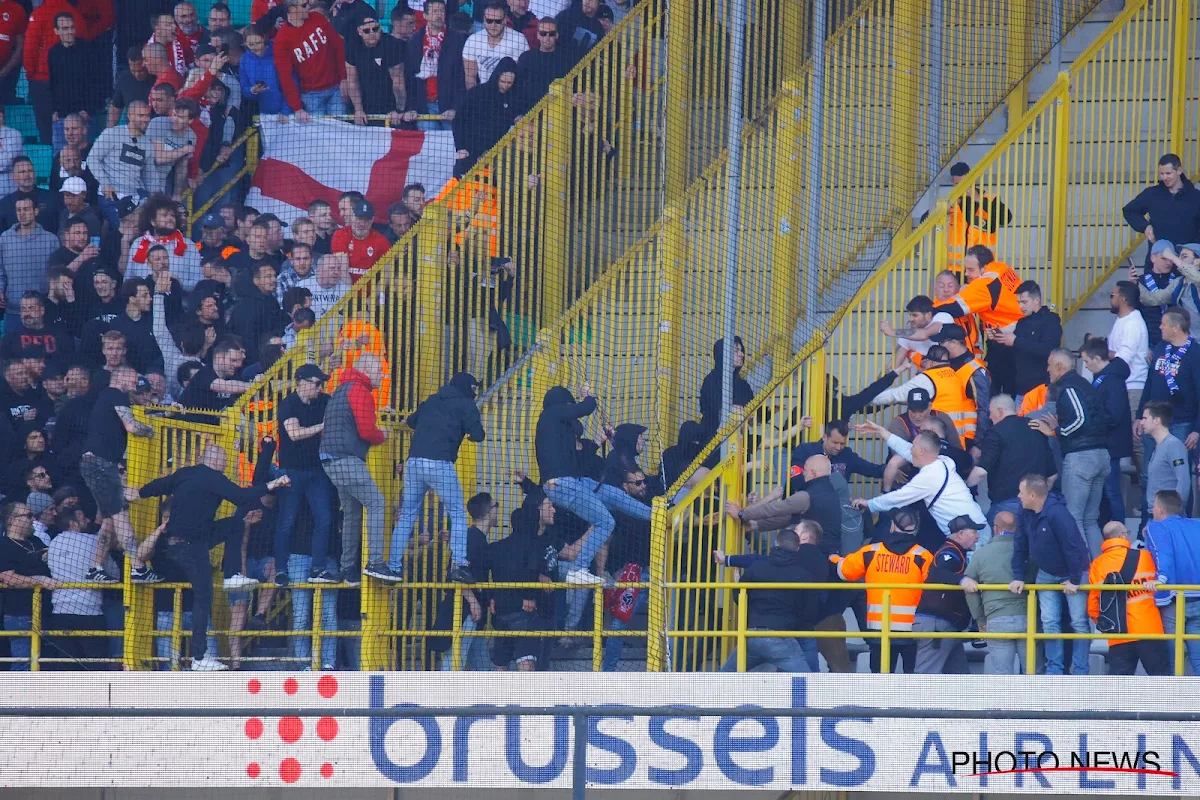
[1030,347,1112,556]
[972,393,1056,525]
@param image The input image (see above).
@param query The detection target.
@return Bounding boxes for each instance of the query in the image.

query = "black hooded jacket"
[406,372,485,462]
[699,337,753,443]
[741,544,827,631]
[536,386,596,481]
[660,420,702,489]
[453,56,520,176]
[604,423,645,485]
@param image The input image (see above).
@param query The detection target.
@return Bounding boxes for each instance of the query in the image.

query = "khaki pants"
[815,613,853,673]
[1129,387,1143,480]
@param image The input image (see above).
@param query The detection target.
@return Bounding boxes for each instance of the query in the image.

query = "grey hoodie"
[0,223,57,299]
[90,125,150,198]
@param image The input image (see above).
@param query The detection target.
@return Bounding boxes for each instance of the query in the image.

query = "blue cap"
[1181,243,1200,257]
[200,212,224,229]
[1151,239,1176,257]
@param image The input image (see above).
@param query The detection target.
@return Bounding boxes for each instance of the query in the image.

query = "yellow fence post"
[890,0,924,216]
[657,211,683,445]
[246,125,261,174]
[124,409,160,670]
[450,588,464,671]
[1175,595,1186,676]
[541,81,572,322]
[880,590,892,674]
[804,344,828,431]
[30,588,41,671]
[736,587,748,672]
[1007,0,1031,127]
[647,497,669,672]
[1048,74,1071,311]
[663,0,693,203]
[1025,588,1038,675]
[592,586,604,671]
[771,81,804,362]
[1167,0,1190,157]
[414,204,447,402]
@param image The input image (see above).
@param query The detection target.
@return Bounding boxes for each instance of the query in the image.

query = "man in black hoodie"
[228,263,288,365]
[452,56,521,178]
[535,382,651,584]
[1080,337,1133,525]
[389,372,485,582]
[699,336,753,454]
[716,522,827,672]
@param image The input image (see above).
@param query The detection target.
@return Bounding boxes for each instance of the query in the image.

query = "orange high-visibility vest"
[1019,384,1048,417]
[326,319,393,410]
[1088,540,1162,647]
[434,173,500,258]
[949,260,1023,331]
[835,541,933,630]
[952,356,988,442]
[924,365,972,447]
[947,193,1007,273]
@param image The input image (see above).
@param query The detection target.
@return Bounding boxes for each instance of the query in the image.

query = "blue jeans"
[389,458,470,569]
[287,554,339,668]
[440,615,490,671]
[602,587,647,671]
[1036,569,1091,675]
[544,477,651,571]
[300,87,344,116]
[275,468,335,574]
[4,614,32,670]
[719,631,814,672]
[1060,448,1110,559]
[1104,457,1126,524]
[155,611,218,670]
[417,101,451,131]
[1159,596,1200,675]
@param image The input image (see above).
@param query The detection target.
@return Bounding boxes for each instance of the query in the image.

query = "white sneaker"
[564,567,604,585]
[191,656,229,671]
[223,573,260,590]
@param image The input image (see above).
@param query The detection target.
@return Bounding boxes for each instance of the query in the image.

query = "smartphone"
[89,236,100,248]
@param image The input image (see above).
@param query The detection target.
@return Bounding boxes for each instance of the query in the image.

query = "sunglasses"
[361,24,381,32]
[538,29,557,36]
[626,478,646,486]
[484,17,505,23]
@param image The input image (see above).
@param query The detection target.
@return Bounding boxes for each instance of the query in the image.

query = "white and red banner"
[245,118,455,225]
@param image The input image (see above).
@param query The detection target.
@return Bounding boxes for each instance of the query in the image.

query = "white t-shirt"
[297,276,350,320]
[897,311,955,356]
[50,531,118,617]
[1109,309,1149,391]
[462,28,529,84]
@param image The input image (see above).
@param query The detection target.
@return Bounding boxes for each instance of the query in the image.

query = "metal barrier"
[660,0,1198,668]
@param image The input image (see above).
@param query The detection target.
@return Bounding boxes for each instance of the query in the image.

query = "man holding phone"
[145,97,199,199]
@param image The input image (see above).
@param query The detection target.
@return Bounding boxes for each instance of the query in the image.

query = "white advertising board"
[0,673,1196,793]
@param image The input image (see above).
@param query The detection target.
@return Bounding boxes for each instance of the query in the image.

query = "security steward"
[869,344,974,448]
[1087,521,1170,675]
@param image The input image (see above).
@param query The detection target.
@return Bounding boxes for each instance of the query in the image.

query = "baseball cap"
[931,323,967,343]
[1151,239,1176,257]
[949,514,986,532]
[200,212,225,229]
[1181,243,1200,256]
[907,387,931,411]
[295,364,330,383]
[352,199,375,220]
[194,43,217,58]
[596,4,614,19]
[60,176,87,194]
[25,492,54,517]
[135,375,153,393]
[359,13,380,24]
[256,212,287,228]
[117,195,142,219]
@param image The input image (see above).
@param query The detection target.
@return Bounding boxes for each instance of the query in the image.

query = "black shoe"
[86,567,119,584]
[448,565,475,583]
[363,561,403,582]
[131,566,164,584]
[246,614,267,631]
[274,572,290,587]
[309,569,341,584]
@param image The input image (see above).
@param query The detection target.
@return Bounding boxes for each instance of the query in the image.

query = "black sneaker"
[363,561,403,582]
[274,572,290,587]
[86,567,119,584]
[308,569,341,584]
[447,565,475,583]
[131,566,164,584]
[246,614,267,632]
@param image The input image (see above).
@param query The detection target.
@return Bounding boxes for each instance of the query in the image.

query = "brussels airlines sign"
[1,674,1198,793]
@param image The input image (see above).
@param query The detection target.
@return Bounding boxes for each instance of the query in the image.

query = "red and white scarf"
[131,230,190,264]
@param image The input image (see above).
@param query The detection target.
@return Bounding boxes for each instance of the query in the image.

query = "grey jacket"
[0,223,58,298]
[90,125,150,198]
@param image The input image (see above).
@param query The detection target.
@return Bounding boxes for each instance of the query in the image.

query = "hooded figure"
[535,386,597,483]
[453,56,521,178]
[574,418,607,482]
[698,336,754,446]
[660,420,704,489]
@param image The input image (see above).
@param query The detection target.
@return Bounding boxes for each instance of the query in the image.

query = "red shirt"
[153,67,185,92]
[332,227,390,284]
[420,27,445,102]
[251,0,282,23]
[0,3,27,67]
[273,14,346,112]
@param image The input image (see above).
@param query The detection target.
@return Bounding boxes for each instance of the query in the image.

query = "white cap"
[61,176,87,194]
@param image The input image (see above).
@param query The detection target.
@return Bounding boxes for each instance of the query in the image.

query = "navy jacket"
[1012,493,1090,579]
[1054,370,1111,456]
[406,372,485,462]
[1092,357,1133,459]
[1138,337,1200,436]
[730,544,828,631]
[535,386,596,482]
[789,440,884,494]
[1123,177,1200,258]
[1011,306,1062,394]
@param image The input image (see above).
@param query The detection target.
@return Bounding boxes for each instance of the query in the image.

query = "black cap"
[931,323,967,343]
[257,212,287,228]
[596,4,614,19]
[353,199,375,219]
[117,195,141,219]
[949,161,971,177]
[134,375,153,393]
[194,43,217,58]
[949,514,986,532]
[891,507,920,532]
[295,364,329,383]
[906,387,931,411]
[42,362,65,380]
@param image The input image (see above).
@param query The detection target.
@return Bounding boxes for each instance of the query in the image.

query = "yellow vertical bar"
[30,588,41,671]
[592,586,604,671]
[172,588,183,671]
[1006,0,1031,127]
[736,587,748,672]
[647,498,669,672]
[1025,588,1038,675]
[880,589,891,674]
[311,589,323,672]
[541,83,571,322]
[1048,75,1071,311]
[664,0,693,203]
[414,204,446,402]
[450,587,463,671]
[772,83,804,364]
[246,126,261,173]
[891,0,923,213]
[779,0,804,79]
[1167,0,1190,156]
[1175,595,1186,676]
[805,345,828,431]
[361,582,390,671]
[658,214,684,446]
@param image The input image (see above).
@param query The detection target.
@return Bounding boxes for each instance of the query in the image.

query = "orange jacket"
[835,539,932,630]
[435,173,500,258]
[326,319,393,410]
[1019,384,1048,417]
[924,365,972,447]
[1088,539,1161,646]
[937,260,1023,331]
[946,193,1008,272]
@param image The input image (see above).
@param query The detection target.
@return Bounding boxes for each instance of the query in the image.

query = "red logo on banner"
[244,677,340,783]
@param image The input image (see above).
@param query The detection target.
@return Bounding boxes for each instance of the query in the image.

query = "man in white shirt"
[48,507,122,665]
[879,294,957,370]
[462,2,529,87]
[297,253,350,320]
[852,423,989,541]
[1108,279,1149,471]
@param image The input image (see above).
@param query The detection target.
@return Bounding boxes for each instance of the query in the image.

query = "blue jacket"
[789,440,884,493]
[1012,492,1090,580]
[1092,357,1133,459]
[1143,515,1200,605]
[239,45,289,115]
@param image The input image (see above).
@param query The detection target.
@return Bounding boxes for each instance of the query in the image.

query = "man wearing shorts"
[81,365,162,583]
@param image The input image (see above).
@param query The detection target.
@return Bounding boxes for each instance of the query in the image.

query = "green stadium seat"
[26,144,52,186]
[5,105,37,143]
[193,0,252,26]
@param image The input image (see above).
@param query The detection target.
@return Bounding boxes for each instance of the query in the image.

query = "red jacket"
[273,14,346,112]
[252,0,283,23]
[24,0,112,82]
[343,368,386,445]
